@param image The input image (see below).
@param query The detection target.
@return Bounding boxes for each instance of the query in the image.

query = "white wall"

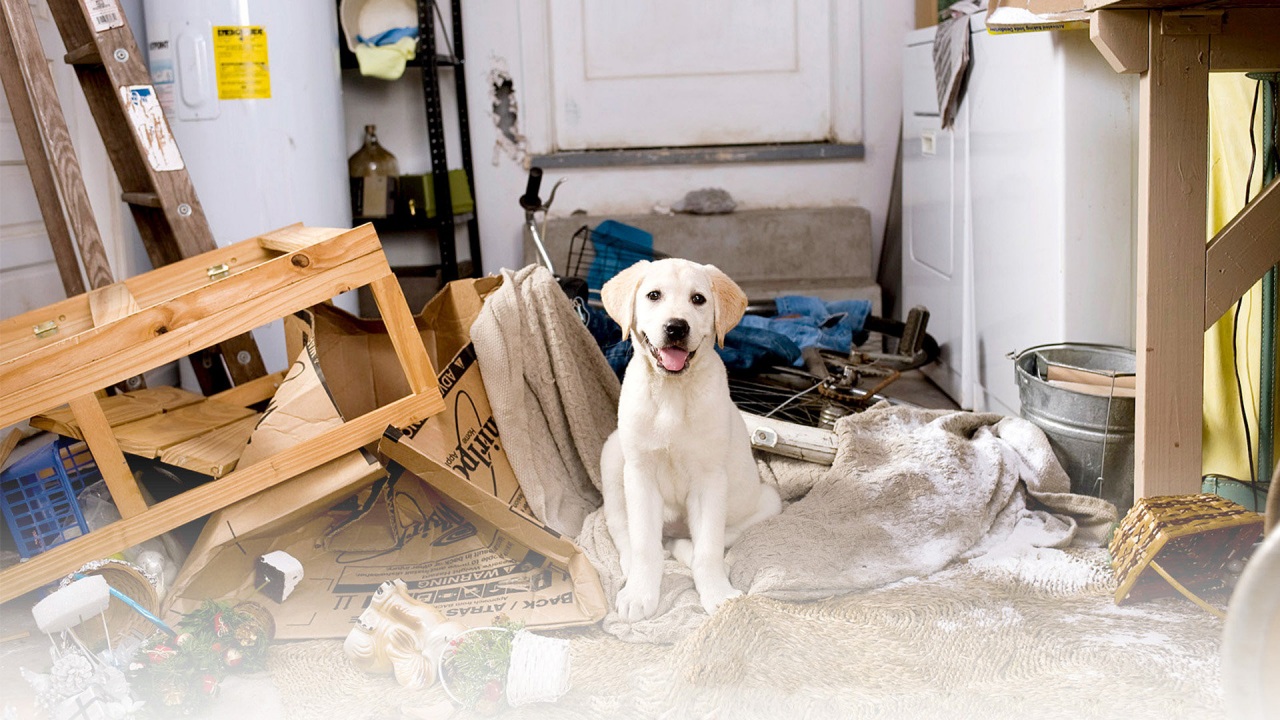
[343,0,915,276]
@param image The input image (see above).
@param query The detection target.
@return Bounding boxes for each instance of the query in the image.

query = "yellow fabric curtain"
[1203,73,1268,482]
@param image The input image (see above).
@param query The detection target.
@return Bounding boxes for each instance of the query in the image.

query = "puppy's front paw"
[699,585,743,615]
[615,581,659,622]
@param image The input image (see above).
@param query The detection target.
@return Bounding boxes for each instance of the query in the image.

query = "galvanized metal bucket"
[1014,343,1136,517]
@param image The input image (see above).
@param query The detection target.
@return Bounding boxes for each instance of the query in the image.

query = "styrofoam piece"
[32,575,109,634]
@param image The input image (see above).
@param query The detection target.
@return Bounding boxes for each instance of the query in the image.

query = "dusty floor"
[1,371,1072,720]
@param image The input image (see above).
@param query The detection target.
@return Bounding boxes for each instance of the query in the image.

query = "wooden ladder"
[0,0,266,393]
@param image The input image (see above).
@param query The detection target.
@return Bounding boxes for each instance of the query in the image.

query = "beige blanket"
[470,265,620,537]
[473,266,1118,644]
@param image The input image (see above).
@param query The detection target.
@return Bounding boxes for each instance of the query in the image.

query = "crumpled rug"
[266,547,1226,720]
[471,266,1117,644]
[577,406,1116,643]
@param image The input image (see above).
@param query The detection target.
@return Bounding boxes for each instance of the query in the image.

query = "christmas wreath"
[130,600,273,714]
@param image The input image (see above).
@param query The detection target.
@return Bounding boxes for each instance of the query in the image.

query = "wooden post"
[68,394,147,518]
[1134,13,1210,498]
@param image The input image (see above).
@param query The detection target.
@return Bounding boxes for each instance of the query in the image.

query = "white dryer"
[902,14,1137,414]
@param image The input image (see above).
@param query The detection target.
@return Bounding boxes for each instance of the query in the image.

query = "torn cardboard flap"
[285,277,539,526]
[379,432,606,628]
[986,0,1090,33]
[239,340,346,465]
[283,275,503,424]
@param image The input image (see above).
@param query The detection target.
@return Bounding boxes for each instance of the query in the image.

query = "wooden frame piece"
[1207,8,1280,71]
[1205,179,1280,328]
[0,224,444,601]
[1090,9,1149,73]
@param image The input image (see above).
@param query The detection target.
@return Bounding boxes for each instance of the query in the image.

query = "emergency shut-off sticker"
[213,26,271,100]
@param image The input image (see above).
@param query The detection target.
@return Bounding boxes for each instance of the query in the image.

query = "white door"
[546,0,862,150]
[0,0,123,320]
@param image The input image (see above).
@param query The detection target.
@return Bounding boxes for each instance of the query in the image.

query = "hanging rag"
[355,36,417,81]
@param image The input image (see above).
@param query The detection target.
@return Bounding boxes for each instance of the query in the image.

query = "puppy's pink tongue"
[658,347,690,372]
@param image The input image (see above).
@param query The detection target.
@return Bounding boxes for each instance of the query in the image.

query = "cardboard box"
[165,278,607,636]
[985,0,1090,34]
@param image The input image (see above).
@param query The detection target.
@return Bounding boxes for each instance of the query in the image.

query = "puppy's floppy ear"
[706,264,747,347]
[601,260,650,341]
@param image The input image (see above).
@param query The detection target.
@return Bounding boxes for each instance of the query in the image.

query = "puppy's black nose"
[664,319,689,342]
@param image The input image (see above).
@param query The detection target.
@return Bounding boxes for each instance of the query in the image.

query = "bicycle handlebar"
[520,167,544,211]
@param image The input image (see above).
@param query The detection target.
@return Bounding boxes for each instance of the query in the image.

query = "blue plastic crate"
[1,435,101,559]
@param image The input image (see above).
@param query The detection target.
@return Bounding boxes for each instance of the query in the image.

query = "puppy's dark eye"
[646,290,661,301]
[691,293,706,306]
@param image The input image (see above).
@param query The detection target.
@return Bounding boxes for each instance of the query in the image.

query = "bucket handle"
[1008,343,1138,381]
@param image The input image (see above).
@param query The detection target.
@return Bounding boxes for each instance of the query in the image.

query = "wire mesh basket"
[566,222,667,299]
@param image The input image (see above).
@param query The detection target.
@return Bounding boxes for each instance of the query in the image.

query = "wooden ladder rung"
[62,40,99,65]
[121,191,161,207]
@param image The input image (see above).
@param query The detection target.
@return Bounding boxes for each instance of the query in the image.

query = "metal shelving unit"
[339,0,481,284]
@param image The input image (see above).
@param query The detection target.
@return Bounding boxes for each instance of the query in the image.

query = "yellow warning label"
[213,26,270,100]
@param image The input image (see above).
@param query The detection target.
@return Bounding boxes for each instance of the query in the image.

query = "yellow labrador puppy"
[600,259,782,620]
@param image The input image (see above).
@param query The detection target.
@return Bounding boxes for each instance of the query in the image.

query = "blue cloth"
[586,221,654,301]
[748,295,873,366]
[357,26,417,47]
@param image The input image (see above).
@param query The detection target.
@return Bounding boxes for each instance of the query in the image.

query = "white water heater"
[143,1,353,373]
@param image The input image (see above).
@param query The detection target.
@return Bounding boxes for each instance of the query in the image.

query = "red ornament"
[210,642,224,653]
[146,645,177,664]
[224,648,243,668]
[213,612,230,637]
[483,679,503,702]
[201,674,219,696]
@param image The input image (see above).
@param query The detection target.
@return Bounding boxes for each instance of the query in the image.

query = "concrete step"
[530,207,879,309]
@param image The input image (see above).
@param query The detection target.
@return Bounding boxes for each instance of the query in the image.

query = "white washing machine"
[902,14,1137,414]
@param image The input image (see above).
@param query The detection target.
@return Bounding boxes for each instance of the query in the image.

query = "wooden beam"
[67,394,146,518]
[0,233,286,366]
[369,273,438,395]
[0,391,442,602]
[111,400,255,458]
[1160,10,1222,36]
[158,414,259,478]
[87,283,140,326]
[1134,13,1210,498]
[31,386,204,439]
[1091,9,1149,73]
[0,427,21,470]
[0,231,388,424]
[208,370,287,408]
[1209,9,1280,72]
[1205,179,1280,328]
[257,224,344,254]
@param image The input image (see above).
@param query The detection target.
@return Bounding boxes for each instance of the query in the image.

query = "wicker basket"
[234,600,277,642]
[61,559,160,650]
[1110,494,1263,607]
